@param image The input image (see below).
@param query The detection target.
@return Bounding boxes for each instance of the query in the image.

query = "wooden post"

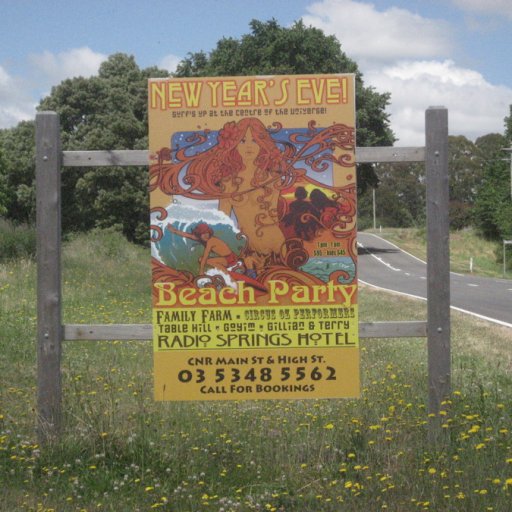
[36,112,62,443]
[425,107,450,439]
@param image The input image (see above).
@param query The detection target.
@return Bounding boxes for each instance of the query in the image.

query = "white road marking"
[359,233,512,327]
[358,242,401,272]
[360,233,426,264]
[374,255,401,272]
[359,279,512,329]
[358,233,467,277]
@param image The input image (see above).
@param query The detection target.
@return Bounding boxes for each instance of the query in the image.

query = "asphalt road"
[357,232,512,328]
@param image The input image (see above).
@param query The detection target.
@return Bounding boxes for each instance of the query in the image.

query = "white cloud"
[28,47,107,87]
[366,60,512,145]
[159,54,181,74]
[302,0,452,67]
[301,0,511,146]
[0,47,108,128]
[451,0,512,19]
[0,65,37,128]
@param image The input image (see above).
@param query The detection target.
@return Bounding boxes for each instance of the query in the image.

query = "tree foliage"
[0,54,171,241]
[505,105,512,140]
[447,135,485,229]
[0,121,36,222]
[177,19,358,77]
[5,22,508,245]
[472,107,512,241]
[176,19,395,192]
[358,163,425,229]
[0,146,9,216]
[473,130,511,240]
[0,21,395,243]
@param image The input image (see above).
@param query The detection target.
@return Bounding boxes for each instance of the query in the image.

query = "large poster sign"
[148,74,358,401]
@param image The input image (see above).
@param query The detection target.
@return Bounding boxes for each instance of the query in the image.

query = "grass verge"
[1,231,511,511]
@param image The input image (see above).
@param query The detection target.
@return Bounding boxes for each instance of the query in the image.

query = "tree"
[0,54,170,242]
[447,135,485,229]
[1,21,395,242]
[175,19,395,192]
[473,125,511,239]
[35,54,169,243]
[505,105,512,140]
[358,163,425,229]
[0,121,36,223]
[475,132,506,157]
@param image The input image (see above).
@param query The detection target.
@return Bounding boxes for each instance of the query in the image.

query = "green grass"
[365,227,511,278]
[1,230,511,511]
[0,218,36,262]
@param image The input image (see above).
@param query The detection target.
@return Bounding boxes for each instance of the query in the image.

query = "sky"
[0,0,511,145]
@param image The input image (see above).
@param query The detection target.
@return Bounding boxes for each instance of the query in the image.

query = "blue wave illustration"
[151,203,245,275]
[300,257,356,283]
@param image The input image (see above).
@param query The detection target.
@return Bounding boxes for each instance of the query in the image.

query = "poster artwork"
[149,75,359,401]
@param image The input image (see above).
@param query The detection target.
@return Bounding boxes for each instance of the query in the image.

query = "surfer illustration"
[166,221,265,291]
[166,222,239,275]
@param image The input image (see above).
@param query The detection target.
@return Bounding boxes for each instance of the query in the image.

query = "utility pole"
[504,240,512,277]
[372,187,376,230]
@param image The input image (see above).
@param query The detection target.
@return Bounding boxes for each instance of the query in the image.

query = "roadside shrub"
[0,218,36,261]
[495,241,512,271]
[64,226,137,263]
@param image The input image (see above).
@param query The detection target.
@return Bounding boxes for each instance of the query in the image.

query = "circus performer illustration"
[281,186,320,241]
[310,188,351,229]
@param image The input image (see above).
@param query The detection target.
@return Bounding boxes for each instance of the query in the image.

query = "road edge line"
[359,280,512,329]
[360,232,427,264]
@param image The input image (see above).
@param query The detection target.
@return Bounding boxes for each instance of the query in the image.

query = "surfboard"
[227,270,268,293]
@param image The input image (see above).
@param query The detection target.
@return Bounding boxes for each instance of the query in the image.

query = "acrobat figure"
[281,186,320,241]
[310,189,351,229]
[166,222,239,275]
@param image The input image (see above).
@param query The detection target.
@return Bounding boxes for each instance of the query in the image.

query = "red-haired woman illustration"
[158,118,290,269]
[153,117,357,270]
